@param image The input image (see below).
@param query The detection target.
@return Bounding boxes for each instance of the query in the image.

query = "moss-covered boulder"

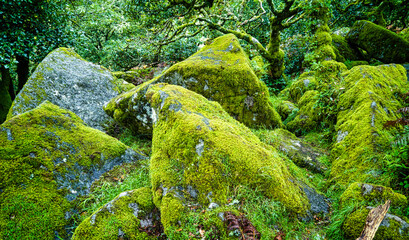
[287,61,347,135]
[276,100,297,121]
[286,90,320,134]
[255,128,327,173]
[331,33,364,62]
[7,48,130,130]
[73,187,160,240]
[346,20,409,63]
[330,64,409,185]
[343,207,409,240]
[288,72,318,103]
[105,34,283,136]
[344,60,369,69]
[340,182,407,207]
[0,101,146,239]
[144,83,328,233]
[400,28,409,42]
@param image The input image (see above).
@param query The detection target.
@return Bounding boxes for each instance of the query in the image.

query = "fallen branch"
[356,200,391,240]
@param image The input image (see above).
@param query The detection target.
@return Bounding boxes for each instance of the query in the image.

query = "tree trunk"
[266,24,285,79]
[16,54,29,94]
[0,66,13,123]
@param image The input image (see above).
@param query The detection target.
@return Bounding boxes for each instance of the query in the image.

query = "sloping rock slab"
[331,64,408,185]
[7,48,129,130]
[0,101,146,239]
[104,34,283,136]
[73,187,160,240]
[145,83,327,232]
[346,20,409,63]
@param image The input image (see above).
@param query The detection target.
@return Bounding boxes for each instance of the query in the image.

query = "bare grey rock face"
[7,47,127,130]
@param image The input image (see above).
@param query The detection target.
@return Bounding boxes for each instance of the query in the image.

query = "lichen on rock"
[0,101,146,239]
[7,47,130,130]
[72,187,159,240]
[330,64,409,185]
[144,83,327,234]
[104,34,283,136]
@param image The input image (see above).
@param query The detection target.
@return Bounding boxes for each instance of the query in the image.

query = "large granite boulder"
[346,20,409,63]
[7,48,131,130]
[73,187,160,240]
[330,64,408,185]
[0,101,146,239]
[144,83,328,235]
[104,34,283,136]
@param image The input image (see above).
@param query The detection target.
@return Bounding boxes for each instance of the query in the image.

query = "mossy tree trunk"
[16,54,29,94]
[304,1,336,67]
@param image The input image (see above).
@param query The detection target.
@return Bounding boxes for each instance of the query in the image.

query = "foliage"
[0,0,71,68]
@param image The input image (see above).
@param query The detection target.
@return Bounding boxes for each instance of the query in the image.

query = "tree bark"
[16,54,29,94]
[356,200,391,240]
[0,66,13,123]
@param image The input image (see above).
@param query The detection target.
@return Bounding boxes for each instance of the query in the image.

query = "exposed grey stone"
[196,139,205,157]
[8,48,126,130]
[128,203,140,218]
[208,202,219,209]
[337,130,349,143]
[361,184,374,195]
[0,127,13,141]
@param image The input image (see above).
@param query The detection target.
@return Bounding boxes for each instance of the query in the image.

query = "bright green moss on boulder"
[254,128,327,173]
[331,33,364,62]
[287,90,320,134]
[343,207,409,240]
[104,34,283,136]
[330,64,409,185]
[145,83,321,232]
[0,101,146,239]
[276,100,297,121]
[346,20,409,63]
[72,187,158,240]
[288,72,317,103]
[340,182,407,207]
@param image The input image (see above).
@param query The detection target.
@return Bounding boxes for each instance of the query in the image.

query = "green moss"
[400,28,409,42]
[146,83,311,231]
[250,56,267,78]
[0,101,145,239]
[330,64,409,185]
[340,182,407,207]
[286,90,320,135]
[276,100,296,121]
[105,34,283,136]
[72,187,157,240]
[343,207,409,240]
[288,72,317,103]
[331,34,363,62]
[345,60,369,69]
[346,20,409,63]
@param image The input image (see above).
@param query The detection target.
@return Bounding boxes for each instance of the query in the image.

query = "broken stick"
[356,199,391,240]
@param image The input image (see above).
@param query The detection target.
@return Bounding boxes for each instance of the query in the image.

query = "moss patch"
[346,20,409,63]
[104,34,283,137]
[72,187,160,240]
[340,182,407,207]
[0,101,146,239]
[145,83,316,233]
[343,207,409,240]
[330,64,409,185]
